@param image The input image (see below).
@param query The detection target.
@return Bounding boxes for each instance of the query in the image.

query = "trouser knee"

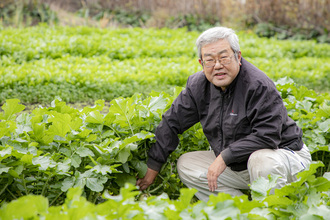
[247,149,286,182]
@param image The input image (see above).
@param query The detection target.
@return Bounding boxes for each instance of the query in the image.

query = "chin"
[212,81,226,88]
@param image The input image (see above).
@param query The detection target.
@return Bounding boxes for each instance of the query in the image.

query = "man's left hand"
[207,154,227,192]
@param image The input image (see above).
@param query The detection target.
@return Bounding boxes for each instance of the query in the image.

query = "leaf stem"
[127,120,134,136]
[92,192,100,204]
[41,174,52,196]
[50,191,63,206]
[144,141,148,158]
[88,155,98,166]
[22,174,29,195]
[6,188,17,200]
[109,125,121,137]
[0,181,9,197]
[148,183,163,194]
[321,151,325,175]
[123,112,134,135]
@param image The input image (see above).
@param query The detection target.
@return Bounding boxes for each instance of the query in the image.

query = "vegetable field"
[1,26,330,219]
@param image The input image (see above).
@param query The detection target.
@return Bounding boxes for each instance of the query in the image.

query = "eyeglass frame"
[201,53,238,68]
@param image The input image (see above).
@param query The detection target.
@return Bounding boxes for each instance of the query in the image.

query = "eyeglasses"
[202,55,234,68]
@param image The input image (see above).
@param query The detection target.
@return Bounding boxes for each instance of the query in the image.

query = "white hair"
[196,27,240,60]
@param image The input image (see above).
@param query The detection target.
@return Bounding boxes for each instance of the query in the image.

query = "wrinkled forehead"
[201,39,232,57]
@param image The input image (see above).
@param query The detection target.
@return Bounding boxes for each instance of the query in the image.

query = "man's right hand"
[136,168,159,191]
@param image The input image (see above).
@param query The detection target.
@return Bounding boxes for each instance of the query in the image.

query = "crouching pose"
[137,26,312,201]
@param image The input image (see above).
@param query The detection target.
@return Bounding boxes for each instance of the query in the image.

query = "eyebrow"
[203,49,229,57]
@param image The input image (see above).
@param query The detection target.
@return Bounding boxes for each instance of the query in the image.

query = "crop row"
[0,79,329,204]
[1,26,330,106]
[0,79,330,218]
[1,165,329,220]
[1,54,329,105]
[1,26,330,63]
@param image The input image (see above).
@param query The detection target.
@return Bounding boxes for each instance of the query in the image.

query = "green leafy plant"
[1,163,329,219]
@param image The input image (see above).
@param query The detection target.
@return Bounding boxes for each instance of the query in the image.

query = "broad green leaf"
[103,113,116,127]
[299,214,323,220]
[0,167,10,174]
[0,195,48,219]
[318,119,330,132]
[248,207,274,220]
[81,100,105,114]
[309,177,330,192]
[21,154,34,164]
[86,176,107,192]
[293,161,324,186]
[175,188,198,210]
[56,159,71,174]
[0,121,17,138]
[203,200,240,220]
[32,155,56,170]
[15,113,33,134]
[302,205,330,219]
[30,118,53,144]
[323,172,330,181]
[114,174,137,188]
[177,201,208,220]
[86,134,97,142]
[317,103,330,118]
[61,177,75,192]
[116,147,132,163]
[263,194,293,207]
[119,183,140,201]
[71,154,82,168]
[85,111,104,124]
[76,146,95,157]
[148,95,167,110]
[251,175,280,201]
[109,97,136,128]
[130,159,148,178]
[73,172,87,189]
[65,187,83,202]
[70,117,83,131]
[0,146,12,161]
[47,113,72,138]
[75,129,92,139]
[9,164,24,178]
[1,99,25,120]
[91,164,118,175]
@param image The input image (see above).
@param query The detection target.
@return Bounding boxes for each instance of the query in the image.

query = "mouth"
[214,72,226,79]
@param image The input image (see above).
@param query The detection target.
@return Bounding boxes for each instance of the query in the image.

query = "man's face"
[199,39,241,90]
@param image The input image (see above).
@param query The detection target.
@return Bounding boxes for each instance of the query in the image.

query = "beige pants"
[177,145,312,201]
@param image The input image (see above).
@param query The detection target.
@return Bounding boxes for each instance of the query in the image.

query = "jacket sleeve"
[147,79,200,171]
[221,80,288,166]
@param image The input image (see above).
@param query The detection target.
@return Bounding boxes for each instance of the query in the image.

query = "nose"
[214,60,224,69]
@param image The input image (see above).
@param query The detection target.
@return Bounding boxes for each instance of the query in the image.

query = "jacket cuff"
[147,157,163,172]
[220,148,233,166]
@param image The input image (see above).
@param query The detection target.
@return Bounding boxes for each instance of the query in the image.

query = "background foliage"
[0,0,329,42]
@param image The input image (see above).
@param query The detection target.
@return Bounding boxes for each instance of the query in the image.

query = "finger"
[211,179,215,192]
[139,183,148,191]
[208,176,214,191]
[208,175,217,192]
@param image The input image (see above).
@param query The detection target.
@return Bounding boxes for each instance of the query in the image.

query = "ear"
[199,59,203,66]
[237,51,242,65]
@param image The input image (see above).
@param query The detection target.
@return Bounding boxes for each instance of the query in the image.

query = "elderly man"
[137,27,311,201]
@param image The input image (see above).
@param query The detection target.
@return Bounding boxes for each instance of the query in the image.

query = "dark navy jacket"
[147,57,303,171]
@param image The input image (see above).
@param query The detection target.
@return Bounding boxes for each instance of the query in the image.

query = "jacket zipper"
[219,93,225,149]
